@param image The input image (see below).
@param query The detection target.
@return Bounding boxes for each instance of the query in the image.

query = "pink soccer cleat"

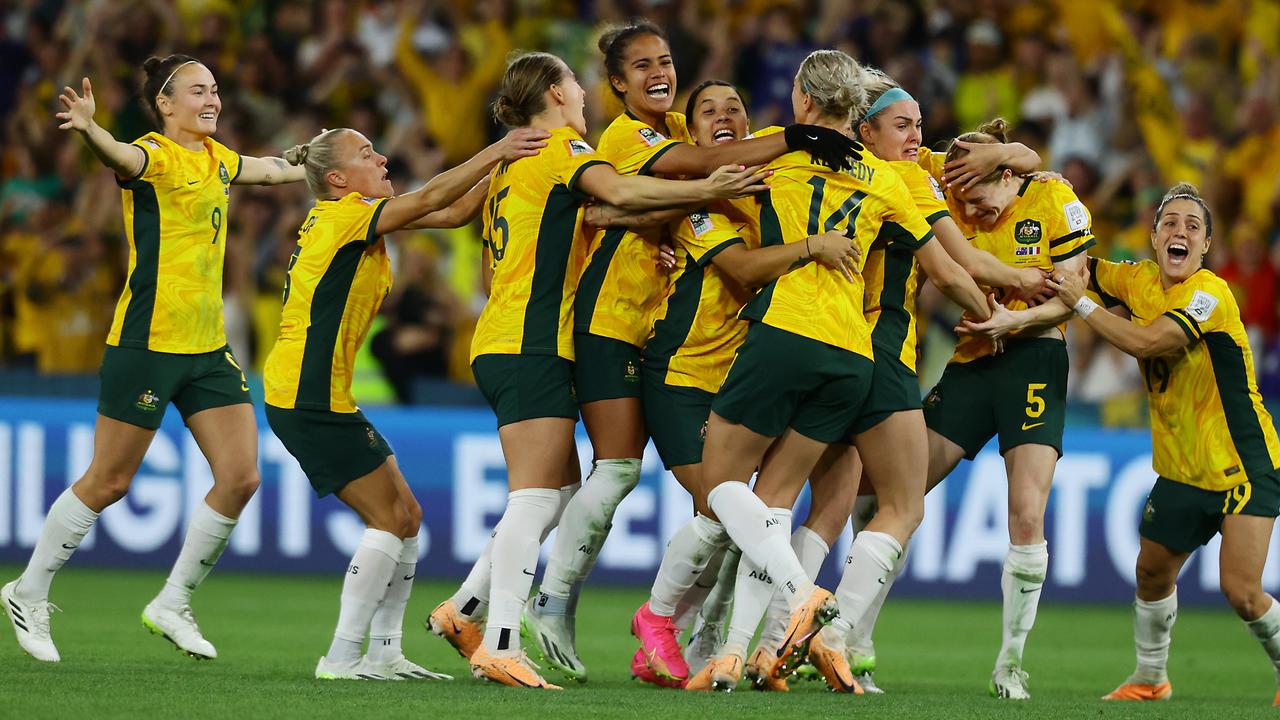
[630,648,685,689]
[631,602,690,683]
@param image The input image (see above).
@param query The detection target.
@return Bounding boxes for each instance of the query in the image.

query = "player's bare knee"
[402,500,424,538]
[1008,512,1043,546]
[1220,574,1265,620]
[79,467,134,507]
[218,467,261,506]
[1134,558,1176,597]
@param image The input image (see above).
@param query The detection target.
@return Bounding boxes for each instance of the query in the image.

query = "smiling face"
[157,63,221,138]
[611,33,675,119]
[689,85,749,147]
[951,170,1020,231]
[859,99,922,161]
[328,131,392,198]
[1152,198,1211,284]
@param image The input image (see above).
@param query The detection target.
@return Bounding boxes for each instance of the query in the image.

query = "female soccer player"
[266,124,548,680]
[922,118,1095,700]
[430,51,771,690]
[737,71,1049,693]
[523,21,863,682]
[566,80,861,688]
[3,55,305,663]
[1046,184,1280,706]
[695,69,998,695]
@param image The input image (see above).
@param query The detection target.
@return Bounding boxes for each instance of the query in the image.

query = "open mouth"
[645,83,670,99]
[713,128,737,143]
[1167,242,1189,262]
[198,112,216,121]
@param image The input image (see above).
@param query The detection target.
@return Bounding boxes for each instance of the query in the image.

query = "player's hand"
[1007,268,1054,306]
[955,293,1016,340]
[494,127,550,161]
[657,241,678,272]
[1029,170,1072,189]
[704,164,771,199]
[583,203,611,227]
[1046,262,1090,307]
[56,77,97,132]
[784,124,863,172]
[942,140,1004,190]
[808,230,860,282]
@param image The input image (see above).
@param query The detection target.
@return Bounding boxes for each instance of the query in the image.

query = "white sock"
[368,534,418,663]
[541,460,636,599]
[452,484,572,623]
[673,545,727,631]
[688,546,740,633]
[829,531,901,638]
[155,502,237,609]
[1246,595,1280,684]
[761,525,830,649]
[327,529,403,663]
[16,489,100,602]
[725,509,795,654]
[708,482,813,612]
[995,541,1048,670]
[483,488,561,656]
[648,514,729,616]
[848,541,908,656]
[1129,590,1176,683]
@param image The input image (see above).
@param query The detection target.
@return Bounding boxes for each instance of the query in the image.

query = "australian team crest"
[135,389,159,412]
[624,360,639,382]
[1014,219,1041,245]
[219,161,230,184]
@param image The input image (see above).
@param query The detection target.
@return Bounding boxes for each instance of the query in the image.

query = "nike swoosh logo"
[188,180,199,185]
[522,569,535,576]
[240,384,249,392]
[1021,422,1045,431]
[61,543,77,550]
[1020,586,1042,594]
[403,575,415,581]
[806,134,818,141]
[877,577,887,584]
[199,558,217,566]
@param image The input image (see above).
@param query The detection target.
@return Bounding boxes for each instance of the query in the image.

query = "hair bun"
[283,143,310,166]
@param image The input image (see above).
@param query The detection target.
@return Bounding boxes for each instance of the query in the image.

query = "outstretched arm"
[405,176,490,229]
[576,163,770,211]
[1047,264,1190,359]
[56,77,145,180]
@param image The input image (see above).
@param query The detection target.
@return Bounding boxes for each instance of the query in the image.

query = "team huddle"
[3,18,1280,707]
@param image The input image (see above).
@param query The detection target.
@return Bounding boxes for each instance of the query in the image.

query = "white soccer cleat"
[521,598,587,682]
[2,580,60,662]
[315,655,387,680]
[683,619,722,676]
[854,671,884,694]
[142,600,217,659]
[990,666,1031,700]
[364,653,453,681]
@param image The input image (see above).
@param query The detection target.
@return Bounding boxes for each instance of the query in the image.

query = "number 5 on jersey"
[485,187,510,266]
[1022,383,1047,431]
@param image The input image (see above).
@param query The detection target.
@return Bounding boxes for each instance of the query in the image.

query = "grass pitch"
[0,564,1274,719]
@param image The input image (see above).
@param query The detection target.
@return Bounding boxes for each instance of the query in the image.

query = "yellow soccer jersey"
[949,179,1096,364]
[471,126,608,362]
[916,146,946,181]
[645,196,760,393]
[575,112,692,347]
[741,151,933,356]
[863,161,951,371]
[264,193,392,412]
[110,132,242,353]
[1093,260,1280,491]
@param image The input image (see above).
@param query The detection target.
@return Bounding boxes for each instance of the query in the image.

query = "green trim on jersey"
[295,242,365,409]
[522,185,579,354]
[643,251,706,370]
[1163,310,1198,343]
[925,209,949,224]
[739,188,785,324]
[1205,332,1276,475]
[574,226,626,334]
[870,242,914,360]
[638,142,678,175]
[1049,237,1095,263]
[119,181,161,348]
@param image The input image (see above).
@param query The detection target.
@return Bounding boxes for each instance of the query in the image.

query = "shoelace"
[30,602,61,637]
[176,605,203,639]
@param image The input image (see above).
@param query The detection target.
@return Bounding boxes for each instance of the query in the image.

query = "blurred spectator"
[371,239,457,404]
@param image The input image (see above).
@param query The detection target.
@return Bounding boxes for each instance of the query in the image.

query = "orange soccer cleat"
[775,587,839,677]
[427,600,483,660]
[469,645,562,689]
[744,645,789,692]
[685,653,743,692]
[1102,680,1172,701]
[807,629,864,694]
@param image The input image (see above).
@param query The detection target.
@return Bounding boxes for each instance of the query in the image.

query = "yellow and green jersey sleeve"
[109,132,242,354]
[264,192,392,412]
[1094,261,1280,490]
[575,112,692,347]
[470,126,604,363]
[646,203,757,393]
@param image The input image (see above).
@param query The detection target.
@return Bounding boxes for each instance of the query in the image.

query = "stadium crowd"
[2,0,1280,414]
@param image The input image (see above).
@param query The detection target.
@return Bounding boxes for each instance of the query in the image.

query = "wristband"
[1073,296,1099,319]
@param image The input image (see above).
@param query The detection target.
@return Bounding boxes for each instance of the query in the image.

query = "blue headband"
[862,87,914,123]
